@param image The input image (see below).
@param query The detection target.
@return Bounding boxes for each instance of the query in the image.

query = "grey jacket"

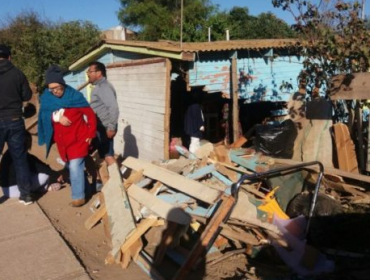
[90,77,119,131]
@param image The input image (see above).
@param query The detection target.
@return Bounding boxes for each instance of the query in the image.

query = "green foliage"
[118,0,296,41]
[272,0,370,96]
[0,11,101,90]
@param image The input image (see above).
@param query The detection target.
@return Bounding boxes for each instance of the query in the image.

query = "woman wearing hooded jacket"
[38,65,96,207]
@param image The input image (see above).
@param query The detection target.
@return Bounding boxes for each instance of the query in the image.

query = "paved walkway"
[0,190,91,280]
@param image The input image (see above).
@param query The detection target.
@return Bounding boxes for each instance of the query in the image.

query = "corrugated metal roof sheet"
[103,39,299,53]
[70,39,300,70]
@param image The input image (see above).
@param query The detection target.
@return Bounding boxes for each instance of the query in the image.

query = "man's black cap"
[0,44,11,58]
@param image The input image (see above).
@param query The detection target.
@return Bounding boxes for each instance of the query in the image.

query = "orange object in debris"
[258,187,289,221]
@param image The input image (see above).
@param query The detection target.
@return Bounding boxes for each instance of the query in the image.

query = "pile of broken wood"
[85,143,370,280]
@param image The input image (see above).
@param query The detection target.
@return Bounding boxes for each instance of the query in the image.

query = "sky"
[0,0,368,31]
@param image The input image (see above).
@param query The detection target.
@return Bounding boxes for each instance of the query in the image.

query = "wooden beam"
[128,184,191,225]
[164,58,172,160]
[231,56,239,143]
[123,157,220,204]
[102,163,137,261]
[84,203,106,230]
[121,216,158,254]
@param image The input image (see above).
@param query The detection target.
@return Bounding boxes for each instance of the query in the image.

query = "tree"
[226,7,296,39]
[118,0,216,41]
[117,0,296,41]
[273,0,370,173]
[272,0,370,96]
[0,11,101,89]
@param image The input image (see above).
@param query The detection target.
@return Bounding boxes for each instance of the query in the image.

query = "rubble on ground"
[85,143,370,280]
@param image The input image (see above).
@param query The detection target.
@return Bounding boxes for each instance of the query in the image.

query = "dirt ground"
[30,136,151,280]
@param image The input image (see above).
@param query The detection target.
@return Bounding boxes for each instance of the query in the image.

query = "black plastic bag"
[254,119,297,158]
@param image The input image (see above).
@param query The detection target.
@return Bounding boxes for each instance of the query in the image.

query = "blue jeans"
[67,157,89,200]
[0,118,31,197]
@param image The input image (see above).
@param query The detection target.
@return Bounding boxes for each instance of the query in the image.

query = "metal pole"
[362,0,366,20]
[180,0,183,49]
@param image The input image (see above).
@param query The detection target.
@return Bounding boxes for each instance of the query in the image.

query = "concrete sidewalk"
[0,190,91,280]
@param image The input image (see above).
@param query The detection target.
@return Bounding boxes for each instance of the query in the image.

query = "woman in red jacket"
[38,65,96,207]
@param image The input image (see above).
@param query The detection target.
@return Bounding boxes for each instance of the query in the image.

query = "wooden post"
[355,101,365,172]
[367,119,370,172]
[231,56,239,143]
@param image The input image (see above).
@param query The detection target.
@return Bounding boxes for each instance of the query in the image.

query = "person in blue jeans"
[38,65,96,207]
[0,44,33,205]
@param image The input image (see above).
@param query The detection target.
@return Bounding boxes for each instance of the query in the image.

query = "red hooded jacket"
[53,107,96,162]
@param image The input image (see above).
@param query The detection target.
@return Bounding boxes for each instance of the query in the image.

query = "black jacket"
[184,103,205,138]
[0,150,53,187]
[0,59,32,120]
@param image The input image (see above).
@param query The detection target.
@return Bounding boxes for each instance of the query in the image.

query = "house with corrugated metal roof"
[64,39,304,161]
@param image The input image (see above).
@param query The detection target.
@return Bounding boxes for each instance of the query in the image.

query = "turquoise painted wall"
[188,49,304,102]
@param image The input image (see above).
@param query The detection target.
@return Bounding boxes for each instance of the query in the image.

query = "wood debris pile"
[85,143,370,280]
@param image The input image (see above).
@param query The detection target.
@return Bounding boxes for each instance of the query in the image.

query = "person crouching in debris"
[184,93,205,154]
[1,131,63,197]
[38,65,97,207]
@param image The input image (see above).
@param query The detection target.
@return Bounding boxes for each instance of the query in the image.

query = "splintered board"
[102,163,136,260]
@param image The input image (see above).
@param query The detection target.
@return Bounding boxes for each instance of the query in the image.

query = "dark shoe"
[19,195,34,205]
[71,199,86,207]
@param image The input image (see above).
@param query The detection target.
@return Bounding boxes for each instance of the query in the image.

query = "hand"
[60,115,72,126]
[106,130,116,139]
[57,175,64,183]
[86,138,92,144]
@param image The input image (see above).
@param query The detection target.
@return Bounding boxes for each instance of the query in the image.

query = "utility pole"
[180,0,183,49]
[362,0,366,20]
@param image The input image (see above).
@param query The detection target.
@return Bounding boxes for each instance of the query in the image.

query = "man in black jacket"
[0,44,33,205]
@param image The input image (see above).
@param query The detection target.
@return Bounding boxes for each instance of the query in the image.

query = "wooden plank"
[333,123,359,173]
[120,96,166,107]
[123,169,144,190]
[128,184,191,225]
[231,56,239,142]
[159,193,217,218]
[107,57,167,71]
[123,157,221,204]
[117,90,166,100]
[122,106,165,121]
[121,216,158,254]
[187,164,217,180]
[129,239,143,262]
[102,163,136,260]
[164,58,171,160]
[121,102,166,114]
[220,225,260,246]
[84,203,106,230]
[121,250,132,269]
[230,152,265,172]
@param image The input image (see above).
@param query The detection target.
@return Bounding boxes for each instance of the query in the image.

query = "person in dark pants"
[86,61,119,185]
[0,44,33,205]
[86,61,119,167]
[1,132,63,197]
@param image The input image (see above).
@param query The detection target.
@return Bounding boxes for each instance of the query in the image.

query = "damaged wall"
[188,49,303,102]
